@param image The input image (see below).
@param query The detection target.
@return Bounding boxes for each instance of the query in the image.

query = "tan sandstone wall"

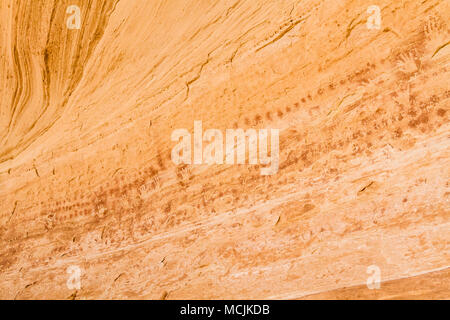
[0,0,449,299]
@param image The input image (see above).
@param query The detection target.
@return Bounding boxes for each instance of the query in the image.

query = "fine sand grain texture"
[0,0,449,299]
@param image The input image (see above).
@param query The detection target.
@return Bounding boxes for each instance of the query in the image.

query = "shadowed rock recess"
[0,0,449,299]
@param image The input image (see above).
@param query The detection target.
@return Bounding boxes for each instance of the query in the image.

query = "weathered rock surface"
[0,0,449,299]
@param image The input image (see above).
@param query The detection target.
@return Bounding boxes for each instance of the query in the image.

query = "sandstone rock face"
[0,0,449,299]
